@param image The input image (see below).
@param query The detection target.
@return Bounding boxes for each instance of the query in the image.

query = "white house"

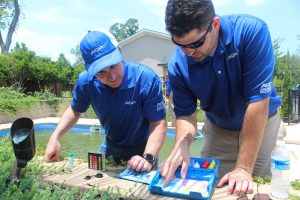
[119,29,176,78]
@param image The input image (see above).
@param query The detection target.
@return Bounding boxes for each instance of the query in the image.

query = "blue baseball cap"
[80,30,122,78]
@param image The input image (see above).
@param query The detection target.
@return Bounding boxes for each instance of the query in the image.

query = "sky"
[10,0,300,64]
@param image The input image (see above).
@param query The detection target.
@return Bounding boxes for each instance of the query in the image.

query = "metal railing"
[288,86,300,124]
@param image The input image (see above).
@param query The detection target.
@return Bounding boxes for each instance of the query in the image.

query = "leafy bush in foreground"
[0,136,131,200]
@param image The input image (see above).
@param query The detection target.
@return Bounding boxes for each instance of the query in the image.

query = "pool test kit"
[88,152,105,171]
[148,157,219,200]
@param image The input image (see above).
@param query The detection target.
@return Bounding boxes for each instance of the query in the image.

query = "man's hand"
[127,155,152,172]
[217,167,254,196]
[44,136,61,162]
[159,139,191,186]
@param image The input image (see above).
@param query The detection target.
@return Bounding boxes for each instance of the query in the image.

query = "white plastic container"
[270,140,290,199]
[67,151,74,168]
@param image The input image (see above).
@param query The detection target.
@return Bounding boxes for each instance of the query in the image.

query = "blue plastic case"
[149,158,219,200]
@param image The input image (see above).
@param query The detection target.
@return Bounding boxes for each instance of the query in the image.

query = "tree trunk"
[0,0,20,53]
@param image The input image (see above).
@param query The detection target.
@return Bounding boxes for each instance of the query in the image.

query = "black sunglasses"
[84,173,103,180]
[171,22,213,49]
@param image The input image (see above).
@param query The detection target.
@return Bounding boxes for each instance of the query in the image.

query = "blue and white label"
[271,159,290,170]
[260,82,272,94]
[156,100,164,111]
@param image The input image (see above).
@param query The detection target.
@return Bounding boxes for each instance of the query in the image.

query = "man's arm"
[217,98,269,195]
[160,113,197,186]
[144,119,167,157]
[44,106,81,162]
[127,118,167,171]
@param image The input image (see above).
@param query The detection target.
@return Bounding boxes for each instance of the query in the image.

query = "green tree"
[290,54,300,83]
[71,64,84,85]
[109,18,139,42]
[57,53,71,67]
[280,51,294,120]
[273,37,285,80]
[70,44,82,65]
[0,0,20,53]
[297,35,300,55]
[8,42,36,86]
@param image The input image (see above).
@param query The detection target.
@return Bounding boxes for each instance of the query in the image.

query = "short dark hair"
[165,0,215,37]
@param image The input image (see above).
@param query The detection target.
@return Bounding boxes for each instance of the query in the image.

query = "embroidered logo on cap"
[91,45,103,55]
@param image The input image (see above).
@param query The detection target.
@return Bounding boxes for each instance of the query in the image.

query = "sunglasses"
[237,193,272,200]
[84,173,103,180]
[171,22,213,49]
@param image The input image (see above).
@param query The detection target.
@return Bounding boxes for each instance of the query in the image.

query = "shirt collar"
[118,61,135,90]
[217,16,234,54]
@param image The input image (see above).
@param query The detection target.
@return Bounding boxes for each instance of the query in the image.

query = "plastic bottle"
[270,140,290,199]
[67,151,74,168]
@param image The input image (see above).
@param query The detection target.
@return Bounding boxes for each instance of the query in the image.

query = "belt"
[269,110,278,118]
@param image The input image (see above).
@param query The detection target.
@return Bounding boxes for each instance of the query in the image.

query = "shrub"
[34,88,61,110]
[0,87,36,114]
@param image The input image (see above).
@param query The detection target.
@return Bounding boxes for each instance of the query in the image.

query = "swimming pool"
[0,124,203,163]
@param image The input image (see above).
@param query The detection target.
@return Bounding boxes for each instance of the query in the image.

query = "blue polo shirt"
[71,61,166,146]
[168,14,281,130]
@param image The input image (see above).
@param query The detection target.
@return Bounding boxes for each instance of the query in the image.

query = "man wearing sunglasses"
[45,29,167,172]
[160,0,284,197]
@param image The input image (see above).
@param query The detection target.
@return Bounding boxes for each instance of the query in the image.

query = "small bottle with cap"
[67,151,74,168]
[193,162,200,168]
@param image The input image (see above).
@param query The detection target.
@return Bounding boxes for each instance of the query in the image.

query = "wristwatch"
[143,153,156,166]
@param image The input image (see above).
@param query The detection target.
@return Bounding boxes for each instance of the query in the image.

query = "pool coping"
[0,117,101,131]
[0,117,203,131]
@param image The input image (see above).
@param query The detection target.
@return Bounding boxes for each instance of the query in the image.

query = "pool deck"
[1,117,300,199]
[42,159,300,200]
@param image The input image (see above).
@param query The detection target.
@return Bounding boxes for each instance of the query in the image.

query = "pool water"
[0,124,203,164]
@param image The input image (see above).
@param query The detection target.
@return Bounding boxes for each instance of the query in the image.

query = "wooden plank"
[43,161,297,200]
[42,162,144,196]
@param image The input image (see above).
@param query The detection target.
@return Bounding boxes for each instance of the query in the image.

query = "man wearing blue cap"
[45,29,167,172]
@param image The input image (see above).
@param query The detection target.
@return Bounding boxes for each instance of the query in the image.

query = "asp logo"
[227,52,238,60]
[260,82,272,94]
[125,101,136,105]
[91,45,103,55]
[157,100,164,111]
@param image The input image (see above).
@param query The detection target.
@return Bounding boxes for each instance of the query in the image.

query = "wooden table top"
[42,161,299,200]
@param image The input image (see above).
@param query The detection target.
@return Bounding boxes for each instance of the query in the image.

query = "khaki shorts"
[200,112,285,178]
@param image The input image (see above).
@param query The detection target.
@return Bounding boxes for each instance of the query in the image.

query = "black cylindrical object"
[10,117,35,162]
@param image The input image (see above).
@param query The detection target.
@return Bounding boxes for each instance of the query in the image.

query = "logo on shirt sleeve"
[125,101,136,105]
[260,82,272,94]
[156,100,164,111]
